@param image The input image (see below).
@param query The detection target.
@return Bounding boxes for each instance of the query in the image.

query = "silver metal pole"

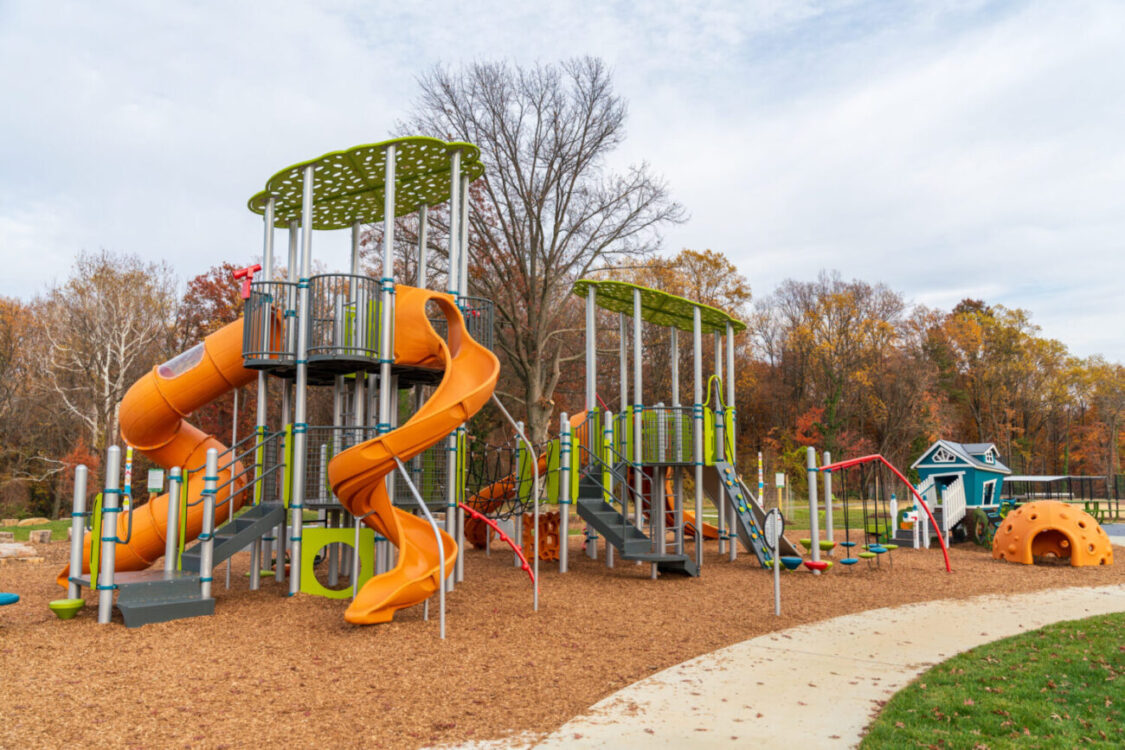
[584,289,596,412]
[446,149,461,295]
[417,204,428,288]
[252,194,273,587]
[201,448,218,597]
[97,446,121,624]
[559,412,571,573]
[823,450,834,553]
[226,387,238,589]
[726,323,737,563]
[807,447,820,572]
[288,163,315,596]
[618,313,628,411]
[378,145,396,437]
[714,331,725,555]
[604,413,614,569]
[693,308,704,571]
[632,289,643,538]
[164,467,182,575]
[773,529,781,616]
[67,464,88,599]
[394,458,445,638]
[671,327,683,555]
[514,422,524,570]
[459,174,470,298]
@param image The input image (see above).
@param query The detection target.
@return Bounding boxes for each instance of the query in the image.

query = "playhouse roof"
[247,136,485,230]
[911,439,1012,475]
[571,279,746,335]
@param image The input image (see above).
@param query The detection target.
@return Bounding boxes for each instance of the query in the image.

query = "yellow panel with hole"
[299,527,377,599]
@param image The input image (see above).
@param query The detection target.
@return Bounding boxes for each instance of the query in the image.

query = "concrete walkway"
[533,584,1125,749]
[1103,523,1125,547]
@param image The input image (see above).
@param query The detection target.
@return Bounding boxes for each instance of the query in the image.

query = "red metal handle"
[231,264,262,300]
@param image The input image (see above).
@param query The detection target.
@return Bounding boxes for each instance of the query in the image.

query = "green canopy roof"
[572,279,746,334]
[247,136,484,230]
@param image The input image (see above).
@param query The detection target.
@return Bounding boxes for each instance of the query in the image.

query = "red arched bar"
[458,502,536,584]
[820,454,952,573]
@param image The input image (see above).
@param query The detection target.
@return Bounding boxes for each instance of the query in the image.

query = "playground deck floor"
[1,535,1122,749]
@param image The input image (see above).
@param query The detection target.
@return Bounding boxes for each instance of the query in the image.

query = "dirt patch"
[1,535,1121,749]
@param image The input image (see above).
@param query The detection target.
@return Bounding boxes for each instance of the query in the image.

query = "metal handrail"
[490,394,539,612]
[394,457,446,639]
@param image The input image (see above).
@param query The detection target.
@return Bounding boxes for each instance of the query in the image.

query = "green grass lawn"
[2,518,71,542]
[862,613,1125,748]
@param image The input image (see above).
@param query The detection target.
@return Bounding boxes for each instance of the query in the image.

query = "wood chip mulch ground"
[1,534,1122,749]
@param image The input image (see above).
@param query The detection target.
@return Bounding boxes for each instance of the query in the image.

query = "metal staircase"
[574,470,698,577]
[181,501,286,573]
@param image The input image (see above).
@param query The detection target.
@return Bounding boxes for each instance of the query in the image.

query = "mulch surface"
[1,534,1122,749]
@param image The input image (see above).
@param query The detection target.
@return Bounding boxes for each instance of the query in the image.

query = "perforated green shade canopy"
[247,136,484,230]
[572,279,746,334]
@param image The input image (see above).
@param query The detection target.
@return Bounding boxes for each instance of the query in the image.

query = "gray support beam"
[164,467,182,575]
[459,174,470,298]
[823,450,834,551]
[446,149,461,295]
[201,448,218,597]
[807,447,821,572]
[559,412,571,573]
[97,446,121,624]
[67,464,88,599]
[584,289,596,412]
[632,289,643,542]
[671,327,683,555]
[618,313,628,412]
[288,164,316,596]
[714,331,725,554]
[417,204,428,288]
[726,323,737,562]
[693,308,704,571]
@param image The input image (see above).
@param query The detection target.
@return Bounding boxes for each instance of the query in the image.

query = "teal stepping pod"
[780,556,804,571]
[0,592,19,606]
[840,541,857,548]
[839,558,859,565]
[869,545,887,554]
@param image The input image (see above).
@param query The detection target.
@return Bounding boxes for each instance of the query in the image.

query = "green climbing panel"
[572,279,745,335]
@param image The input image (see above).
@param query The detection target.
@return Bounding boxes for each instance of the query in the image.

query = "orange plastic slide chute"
[57,319,257,586]
[327,286,499,624]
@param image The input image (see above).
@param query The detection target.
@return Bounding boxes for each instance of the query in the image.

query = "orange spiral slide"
[57,319,256,586]
[327,286,499,624]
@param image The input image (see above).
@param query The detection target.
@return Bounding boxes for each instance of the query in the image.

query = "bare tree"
[403,58,685,441]
[34,250,177,451]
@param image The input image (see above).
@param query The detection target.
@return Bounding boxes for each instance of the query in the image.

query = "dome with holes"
[992,500,1113,567]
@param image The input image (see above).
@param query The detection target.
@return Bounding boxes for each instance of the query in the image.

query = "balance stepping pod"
[780,556,804,571]
[840,541,856,548]
[858,551,877,560]
[804,560,830,572]
[818,540,836,552]
[0,592,19,606]
[839,558,859,566]
[799,538,814,552]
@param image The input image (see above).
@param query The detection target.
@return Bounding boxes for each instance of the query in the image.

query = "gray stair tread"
[71,569,201,587]
[118,597,215,628]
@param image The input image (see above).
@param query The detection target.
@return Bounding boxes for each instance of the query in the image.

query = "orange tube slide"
[328,286,499,624]
[58,318,257,586]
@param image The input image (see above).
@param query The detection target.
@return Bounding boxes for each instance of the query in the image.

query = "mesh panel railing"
[242,280,298,366]
[300,425,378,507]
[392,442,449,510]
[307,273,382,364]
[427,296,495,351]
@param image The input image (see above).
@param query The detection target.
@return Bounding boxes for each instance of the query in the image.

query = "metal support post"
[807,447,820,572]
[559,412,571,573]
[823,450,834,552]
[583,287,597,559]
[632,289,643,540]
[692,308,704,571]
[714,331,725,554]
[288,163,315,596]
[97,446,121,624]
[417,204,428,288]
[164,467,182,575]
[201,448,218,597]
[726,322,737,562]
[67,464,88,599]
[446,149,461,295]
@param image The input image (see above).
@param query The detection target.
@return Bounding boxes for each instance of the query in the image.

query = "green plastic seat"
[799,538,813,552]
[818,540,836,551]
[48,598,84,620]
[858,551,877,559]
[882,544,899,552]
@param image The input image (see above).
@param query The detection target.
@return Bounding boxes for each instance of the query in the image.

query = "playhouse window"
[932,447,957,463]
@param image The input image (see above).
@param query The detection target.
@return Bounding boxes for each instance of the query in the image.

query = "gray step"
[575,495,698,577]
[117,596,215,628]
[182,502,286,572]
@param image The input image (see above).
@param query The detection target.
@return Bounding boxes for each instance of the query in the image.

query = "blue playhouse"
[911,440,1011,507]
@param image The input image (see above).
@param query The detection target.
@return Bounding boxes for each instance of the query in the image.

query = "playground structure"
[992,500,1114,567]
[566,279,800,577]
[58,137,510,631]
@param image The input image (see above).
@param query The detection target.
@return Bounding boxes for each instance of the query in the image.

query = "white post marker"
[764,508,784,616]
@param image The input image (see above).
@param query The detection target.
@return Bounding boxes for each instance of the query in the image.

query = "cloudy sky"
[2,0,1123,358]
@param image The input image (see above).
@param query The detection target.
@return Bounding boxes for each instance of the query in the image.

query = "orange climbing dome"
[991,500,1114,567]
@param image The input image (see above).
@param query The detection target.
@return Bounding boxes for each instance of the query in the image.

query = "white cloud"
[1,0,1123,359]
